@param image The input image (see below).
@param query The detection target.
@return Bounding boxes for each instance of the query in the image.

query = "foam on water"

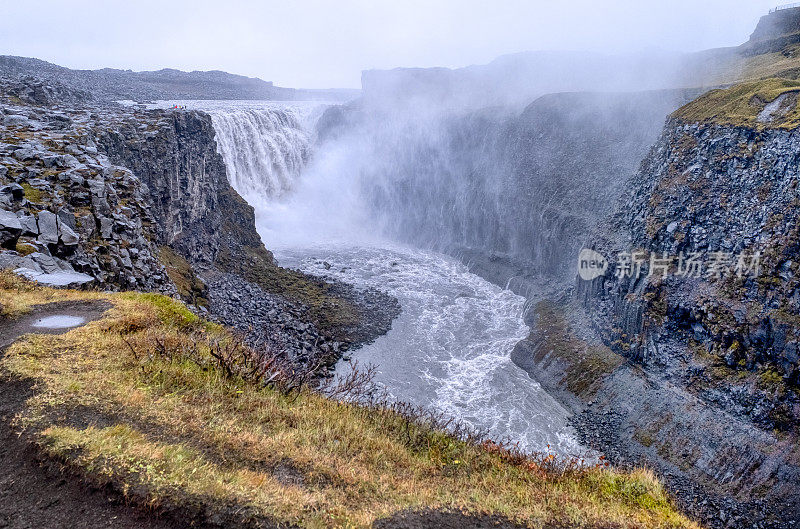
[276,243,584,456]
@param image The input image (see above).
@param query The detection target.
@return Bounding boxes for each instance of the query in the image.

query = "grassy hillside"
[695,43,800,87]
[0,272,700,528]
[673,78,800,129]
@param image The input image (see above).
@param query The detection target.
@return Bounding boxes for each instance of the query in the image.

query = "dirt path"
[373,509,530,529]
[0,300,178,529]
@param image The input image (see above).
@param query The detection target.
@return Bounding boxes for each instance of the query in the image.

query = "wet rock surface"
[571,402,787,529]
[564,117,800,527]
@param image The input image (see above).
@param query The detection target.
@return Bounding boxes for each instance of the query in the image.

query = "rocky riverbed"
[208,271,400,375]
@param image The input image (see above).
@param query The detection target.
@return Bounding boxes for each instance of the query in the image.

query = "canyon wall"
[324,70,800,527]
[0,77,392,371]
[515,86,800,528]
[317,88,698,288]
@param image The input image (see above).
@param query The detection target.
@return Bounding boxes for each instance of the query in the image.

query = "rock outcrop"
[745,6,800,55]
[0,98,172,292]
[513,82,800,528]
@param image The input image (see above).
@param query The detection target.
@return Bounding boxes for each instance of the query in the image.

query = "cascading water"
[209,107,309,201]
[178,99,586,456]
[151,100,322,203]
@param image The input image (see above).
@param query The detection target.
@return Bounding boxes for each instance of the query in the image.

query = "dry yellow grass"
[0,271,701,528]
[672,78,800,129]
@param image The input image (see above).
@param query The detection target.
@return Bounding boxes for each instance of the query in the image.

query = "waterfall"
[191,100,588,456]
[198,92,676,281]
[208,106,312,202]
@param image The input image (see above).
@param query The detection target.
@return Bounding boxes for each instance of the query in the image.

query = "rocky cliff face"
[524,86,800,528]
[588,116,800,430]
[0,83,262,297]
[0,94,174,291]
[93,108,261,272]
[745,7,800,55]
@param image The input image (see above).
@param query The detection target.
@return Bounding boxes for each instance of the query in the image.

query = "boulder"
[41,155,61,168]
[29,252,67,274]
[0,252,42,273]
[36,210,59,245]
[11,148,38,162]
[3,114,30,127]
[60,154,80,168]
[16,214,38,236]
[99,216,114,239]
[58,222,79,245]
[15,268,94,288]
[36,210,80,247]
[0,183,24,201]
[57,208,77,231]
[0,208,22,247]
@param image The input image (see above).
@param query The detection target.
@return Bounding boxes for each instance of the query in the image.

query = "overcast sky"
[0,0,777,88]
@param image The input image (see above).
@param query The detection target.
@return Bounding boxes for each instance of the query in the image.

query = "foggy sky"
[0,0,776,89]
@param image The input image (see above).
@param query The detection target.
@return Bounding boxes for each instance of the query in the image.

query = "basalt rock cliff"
[513,81,800,528]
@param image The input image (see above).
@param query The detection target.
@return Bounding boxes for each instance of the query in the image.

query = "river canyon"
[3,6,800,527]
[158,98,585,456]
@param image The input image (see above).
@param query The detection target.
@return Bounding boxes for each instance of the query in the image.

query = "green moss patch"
[532,302,625,399]
[15,240,36,256]
[158,246,208,308]
[20,182,44,203]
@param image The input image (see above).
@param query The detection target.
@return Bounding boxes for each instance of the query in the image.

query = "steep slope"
[0,271,701,529]
[513,79,800,528]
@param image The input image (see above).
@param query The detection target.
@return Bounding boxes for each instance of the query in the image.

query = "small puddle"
[31,315,87,330]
